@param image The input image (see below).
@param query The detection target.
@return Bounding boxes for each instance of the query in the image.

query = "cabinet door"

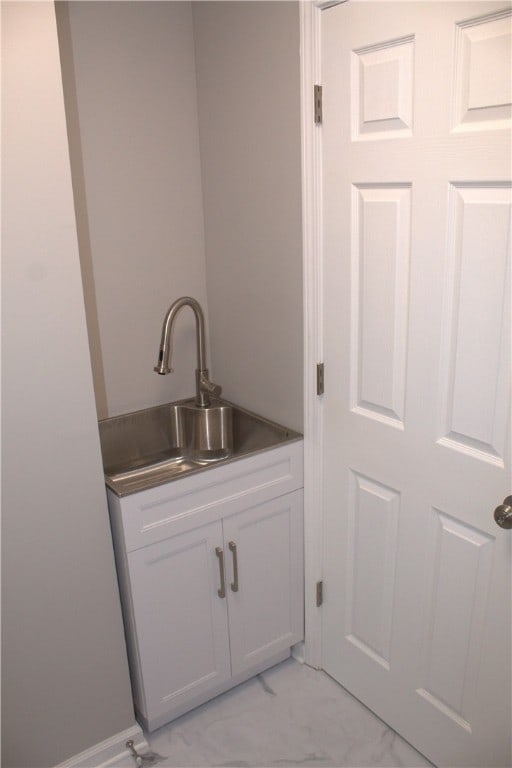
[128,520,231,723]
[223,490,304,676]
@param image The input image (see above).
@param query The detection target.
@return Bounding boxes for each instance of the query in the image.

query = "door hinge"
[316,580,323,607]
[314,84,323,125]
[316,363,324,396]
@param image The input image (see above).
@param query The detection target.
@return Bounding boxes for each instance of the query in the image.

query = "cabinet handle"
[229,541,239,592]
[215,547,226,598]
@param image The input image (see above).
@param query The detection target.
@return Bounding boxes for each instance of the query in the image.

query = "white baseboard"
[292,641,306,663]
[55,724,149,768]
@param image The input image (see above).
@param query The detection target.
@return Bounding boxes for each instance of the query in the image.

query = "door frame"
[300,0,348,669]
[301,5,512,763]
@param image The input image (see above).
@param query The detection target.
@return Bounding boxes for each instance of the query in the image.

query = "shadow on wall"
[56,1,109,418]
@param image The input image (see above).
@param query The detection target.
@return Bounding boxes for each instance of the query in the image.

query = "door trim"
[300,0,325,669]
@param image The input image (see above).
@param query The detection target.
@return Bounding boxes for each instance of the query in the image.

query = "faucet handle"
[199,370,222,398]
[204,380,222,398]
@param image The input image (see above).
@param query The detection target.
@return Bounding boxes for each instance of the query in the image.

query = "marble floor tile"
[144,658,433,768]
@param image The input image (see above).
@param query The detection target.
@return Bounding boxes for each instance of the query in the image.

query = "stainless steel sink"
[99,398,302,496]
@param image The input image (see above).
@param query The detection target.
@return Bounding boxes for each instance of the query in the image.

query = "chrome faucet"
[154,296,221,408]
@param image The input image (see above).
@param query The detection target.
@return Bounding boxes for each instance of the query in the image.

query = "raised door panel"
[128,520,231,724]
[437,182,511,464]
[344,471,400,672]
[415,509,494,732]
[351,184,412,427]
[223,491,304,676]
[351,36,414,140]
[452,9,511,131]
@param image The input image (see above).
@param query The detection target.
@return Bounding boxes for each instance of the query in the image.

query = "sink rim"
[99,397,302,497]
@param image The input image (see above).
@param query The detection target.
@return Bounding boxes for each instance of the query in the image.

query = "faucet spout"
[154,297,220,408]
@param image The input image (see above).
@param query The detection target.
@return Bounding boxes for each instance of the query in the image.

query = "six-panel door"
[321,3,511,767]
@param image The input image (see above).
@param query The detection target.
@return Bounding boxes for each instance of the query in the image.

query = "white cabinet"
[127,520,232,727]
[223,493,304,676]
[107,441,304,731]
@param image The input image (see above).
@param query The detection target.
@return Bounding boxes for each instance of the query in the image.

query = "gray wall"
[0,3,303,764]
[193,1,303,432]
[58,1,210,420]
[60,0,303,432]
[1,3,135,766]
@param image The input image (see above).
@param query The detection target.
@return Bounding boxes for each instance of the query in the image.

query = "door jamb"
[300,0,325,670]
[301,0,349,671]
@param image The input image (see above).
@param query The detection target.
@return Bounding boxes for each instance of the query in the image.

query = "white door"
[321,2,511,767]
[223,491,304,675]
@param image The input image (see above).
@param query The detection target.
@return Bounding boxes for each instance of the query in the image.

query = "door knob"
[494,496,512,529]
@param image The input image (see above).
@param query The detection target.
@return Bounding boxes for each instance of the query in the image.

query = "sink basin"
[99,398,301,496]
